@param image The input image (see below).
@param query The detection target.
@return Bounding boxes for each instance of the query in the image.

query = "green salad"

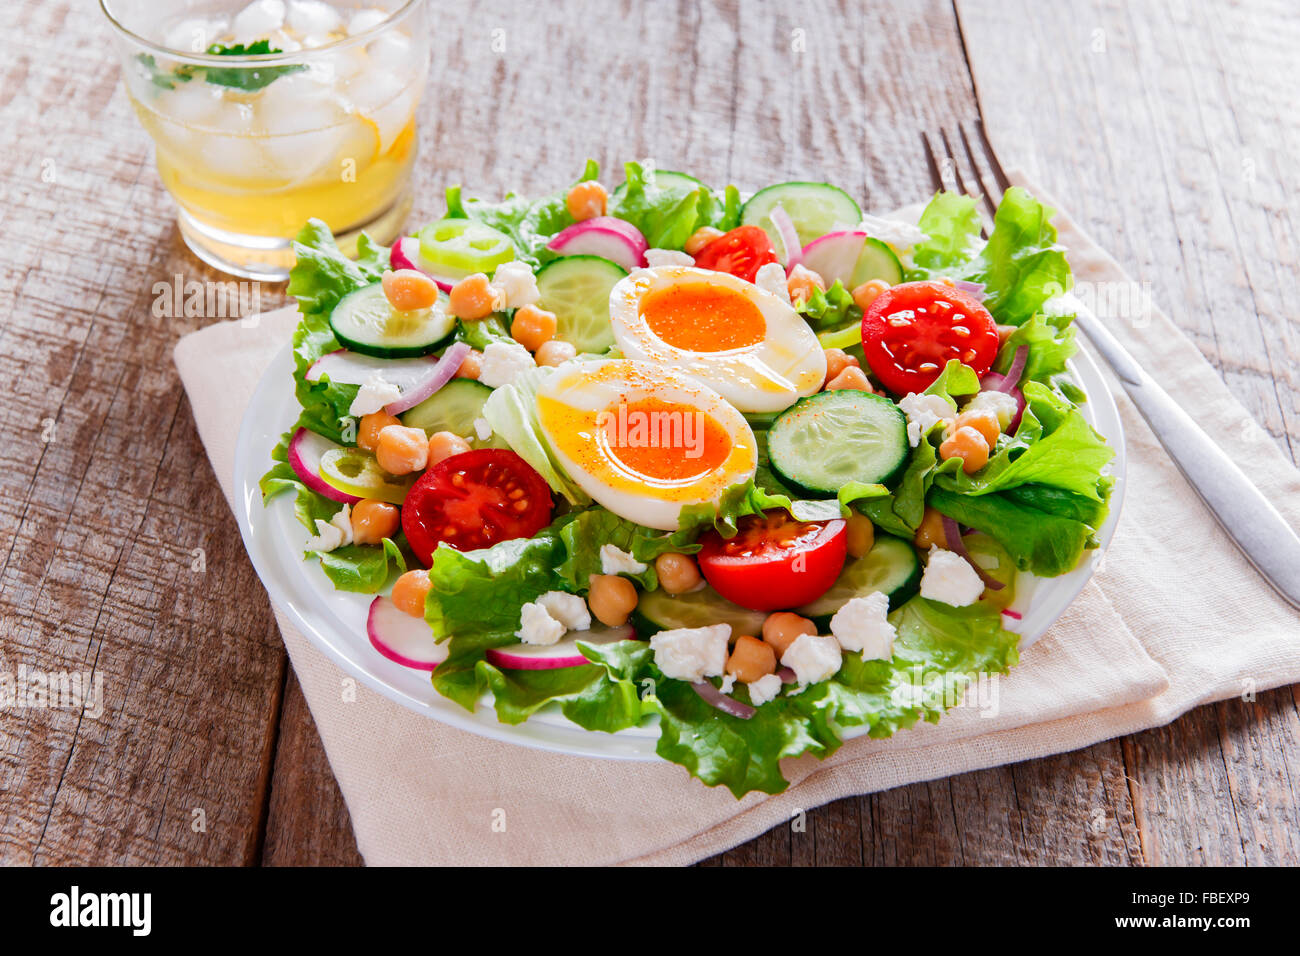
[260,160,1115,796]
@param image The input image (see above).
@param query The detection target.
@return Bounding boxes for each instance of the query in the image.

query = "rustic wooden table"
[2,0,1297,866]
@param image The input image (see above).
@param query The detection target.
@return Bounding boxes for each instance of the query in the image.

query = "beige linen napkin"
[174,177,1300,865]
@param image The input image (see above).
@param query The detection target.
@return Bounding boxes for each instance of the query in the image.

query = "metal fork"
[923,121,1300,610]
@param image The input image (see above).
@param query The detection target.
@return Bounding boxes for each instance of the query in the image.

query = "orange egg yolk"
[600,397,733,483]
[639,282,766,352]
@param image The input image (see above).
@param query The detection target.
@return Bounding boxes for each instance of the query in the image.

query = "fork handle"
[1067,298,1300,610]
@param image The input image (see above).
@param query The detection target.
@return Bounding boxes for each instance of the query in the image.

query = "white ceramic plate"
[232,344,1126,760]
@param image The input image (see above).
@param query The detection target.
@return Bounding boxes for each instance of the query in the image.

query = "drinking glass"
[101,0,430,280]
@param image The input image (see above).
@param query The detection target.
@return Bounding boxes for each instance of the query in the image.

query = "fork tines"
[921,119,1012,235]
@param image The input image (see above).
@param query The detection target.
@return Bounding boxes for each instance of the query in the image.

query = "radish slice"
[383,342,470,415]
[484,625,634,670]
[288,428,361,504]
[769,206,803,269]
[546,217,648,271]
[942,516,1005,591]
[367,596,449,670]
[693,679,756,719]
[799,230,868,286]
[307,348,440,389]
[390,236,458,291]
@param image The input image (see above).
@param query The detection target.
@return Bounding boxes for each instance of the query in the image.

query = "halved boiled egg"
[608,265,827,413]
[536,359,757,530]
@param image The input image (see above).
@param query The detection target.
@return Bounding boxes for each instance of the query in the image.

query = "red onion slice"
[1002,608,1023,620]
[383,342,471,415]
[777,666,797,684]
[692,679,756,719]
[769,206,803,269]
[954,279,987,301]
[941,516,1005,591]
[996,345,1029,393]
[391,236,458,291]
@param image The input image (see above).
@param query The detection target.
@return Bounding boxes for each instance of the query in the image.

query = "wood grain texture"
[0,0,1295,867]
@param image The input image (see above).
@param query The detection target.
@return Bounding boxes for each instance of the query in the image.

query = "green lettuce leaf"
[911,191,982,270]
[928,487,1096,577]
[313,537,407,593]
[609,162,737,249]
[796,280,860,331]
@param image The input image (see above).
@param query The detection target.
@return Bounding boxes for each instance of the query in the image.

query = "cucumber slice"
[795,534,921,628]
[400,379,494,445]
[535,255,628,354]
[328,284,455,358]
[768,389,909,495]
[850,238,904,286]
[741,181,863,249]
[633,586,768,639]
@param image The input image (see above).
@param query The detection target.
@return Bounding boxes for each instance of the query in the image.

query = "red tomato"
[401,449,553,566]
[696,511,847,612]
[860,280,1000,395]
[692,225,778,283]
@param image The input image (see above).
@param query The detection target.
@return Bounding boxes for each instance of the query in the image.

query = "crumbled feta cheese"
[478,341,535,388]
[489,261,540,311]
[747,673,784,706]
[348,372,402,416]
[781,634,842,686]
[856,212,929,249]
[536,591,591,631]
[898,391,955,447]
[516,601,566,646]
[829,592,896,659]
[347,8,389,35]
[233,0,286,41]
[754,261,791,302]
[920,548,985,607]
[719,674,736,695]
[649,624,730,682]
[473,417,492,441]
[287,0,342,35]
[644,248,695,268]
[306,503,353,553]
[599,544,648,577]
[962,390,1019,431]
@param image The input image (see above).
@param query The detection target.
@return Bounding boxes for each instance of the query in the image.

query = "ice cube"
[348,8,390,35]
[365,32,413,73]
[254,71,348,135]
[160,82,227,128]
[269,28,303,52]
[232,0,287,41]
[311,47,370,83]
[344,69,414,154]
[287,0,343,37]
[164,17,221,53]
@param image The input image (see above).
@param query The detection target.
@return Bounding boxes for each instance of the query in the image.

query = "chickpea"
[914,506,947,550]
[786,264,825,306]
[381,268,438,312]
[449,273,495,320]
[846,511,875,559]
[654,552,702,595]
[761,612,815,659]
[825,365,873,392]
[358,410,401,452]
[587,574,638,627]
[455,348,483,380]
[726,635,777,683]
[939,425,991,474]
[428,430,471,466]
[391,569,432,618]
[536,339,578,367]
[951,408,1001,447]
[375,424,429,475]
[510,304,558,351]
[823,347,860,386]
[566,180,608,221]
[851,278,891,312]
[684,226,724,256]
[351,498,400,545]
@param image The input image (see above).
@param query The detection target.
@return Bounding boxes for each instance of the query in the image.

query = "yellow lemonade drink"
[106,1,430,279]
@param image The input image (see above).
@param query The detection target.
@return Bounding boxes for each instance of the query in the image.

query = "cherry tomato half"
[401,449,553,566]
[692,225,778,283]
[696,510,847,612]
[860,280,1000,395]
